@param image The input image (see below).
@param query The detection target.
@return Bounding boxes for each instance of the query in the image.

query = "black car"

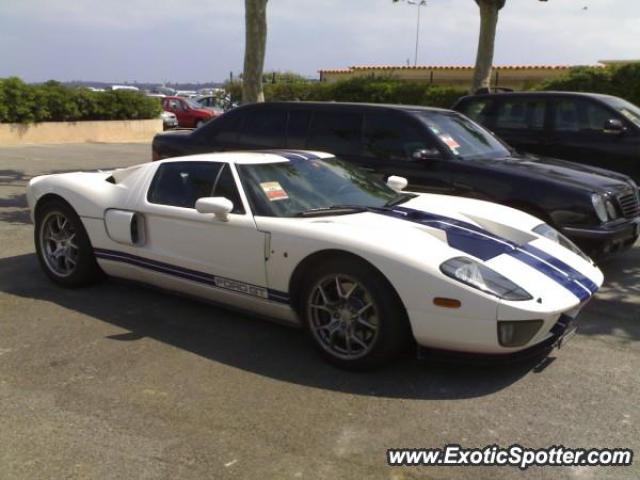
[452,91,640,183]
[152,102,640,256]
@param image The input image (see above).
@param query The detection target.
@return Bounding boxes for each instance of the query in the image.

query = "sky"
[0,0,638,84]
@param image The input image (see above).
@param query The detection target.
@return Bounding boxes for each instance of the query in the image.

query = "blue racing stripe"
[376,206,597,301]
[94,248,290,304]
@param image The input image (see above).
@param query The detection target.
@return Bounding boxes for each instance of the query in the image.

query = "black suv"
[152,101,640,256]
[452,91,640,183]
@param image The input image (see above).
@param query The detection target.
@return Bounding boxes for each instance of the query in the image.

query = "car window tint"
[459,99,493,125]
[148,162,222,208]
[287,110,312,149]
[212,164,245,214]
[363,112,433,160]
[201,110,243,144]
[306,111,363,155]
[553,99,612,132]
[495,98,545,130]
[238,108,287,147]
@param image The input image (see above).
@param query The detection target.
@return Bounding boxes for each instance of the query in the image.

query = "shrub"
[536,63,640,106]
[224,75,465,109]
[0,77,162,123]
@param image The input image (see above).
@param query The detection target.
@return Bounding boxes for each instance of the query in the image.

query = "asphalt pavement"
[0,143,638,479]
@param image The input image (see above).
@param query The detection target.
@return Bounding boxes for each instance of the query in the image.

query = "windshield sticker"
[428,126,441,134]
[439,134,460,152]
[260,181,289,201]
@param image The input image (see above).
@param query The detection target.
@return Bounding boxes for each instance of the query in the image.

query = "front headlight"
[440,257,532,301]
[533,224,591,262]
[591,194,608,223]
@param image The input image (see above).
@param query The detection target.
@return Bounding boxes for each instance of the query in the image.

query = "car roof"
[458,91,621,102]
[238,101,452,113]
[157,150,335,165]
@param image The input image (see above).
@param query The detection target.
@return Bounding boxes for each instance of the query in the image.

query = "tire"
[299,257,411,370]
[35,199,105,287]
[195,120,204,128]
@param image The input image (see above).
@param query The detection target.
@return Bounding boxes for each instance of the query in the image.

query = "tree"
[242,0,268,104]
[471,0,506,93]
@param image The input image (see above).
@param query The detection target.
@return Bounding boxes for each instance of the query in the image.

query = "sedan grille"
[617,190,640,219]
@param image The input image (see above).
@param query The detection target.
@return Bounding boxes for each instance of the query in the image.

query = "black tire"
[299,257,411,370]
[35,198,105,287]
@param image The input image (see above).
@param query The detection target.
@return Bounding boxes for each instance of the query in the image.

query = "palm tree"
[471,0,506,93]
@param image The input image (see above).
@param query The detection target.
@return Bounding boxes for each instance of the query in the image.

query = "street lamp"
[397,0,427,66]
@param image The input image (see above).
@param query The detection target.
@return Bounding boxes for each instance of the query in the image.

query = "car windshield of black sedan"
[237,157,403,217]
[415,111,511,160]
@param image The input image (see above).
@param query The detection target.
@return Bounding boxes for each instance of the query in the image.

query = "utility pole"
[396,0,427,66]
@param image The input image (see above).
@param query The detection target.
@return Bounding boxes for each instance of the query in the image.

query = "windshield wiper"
[384,193,417,207]
[295,205,368,217]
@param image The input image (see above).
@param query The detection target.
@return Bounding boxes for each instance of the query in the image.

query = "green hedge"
[536,63,640,106]
[0,77,162,123]
[226,76,466,109]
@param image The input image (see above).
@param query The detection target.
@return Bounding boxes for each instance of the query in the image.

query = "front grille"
[617,190,640,218]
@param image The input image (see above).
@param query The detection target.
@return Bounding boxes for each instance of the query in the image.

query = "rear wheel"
[35,199,104,287]
[300,257,411,369]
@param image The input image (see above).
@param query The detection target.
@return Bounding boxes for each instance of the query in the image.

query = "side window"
[495,98,545,130]
[459,99,493,126]
[212,164,245,214]
[238,108,287,147]
[199,110,244,145]
[168,99,183,111]
[286,110,312,149]
[363,113,434,161]
[306,111,363,156]
[148,162,222,208]
[553,99,612,132]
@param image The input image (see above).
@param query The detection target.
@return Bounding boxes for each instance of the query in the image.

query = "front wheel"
[300,257,411,369]
[195,120,204,128]
[35,199,104,287]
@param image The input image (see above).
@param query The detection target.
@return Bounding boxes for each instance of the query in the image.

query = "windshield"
[185,98,204,110]
[237,157,403,217]
[600,96,640,128]
[415,111,511,159]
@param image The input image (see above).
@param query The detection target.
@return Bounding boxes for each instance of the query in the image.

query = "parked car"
[26,150,603,368]
[160,110,178,130]
[452,91,640,183]
[151,102,640,257]
[161,96,216,128]
[195,95,225,116]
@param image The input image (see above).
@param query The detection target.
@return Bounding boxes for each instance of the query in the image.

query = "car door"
[491,96,550,157]
[548,97,640,177]
[134,160,268,299]
[360,110,453,193]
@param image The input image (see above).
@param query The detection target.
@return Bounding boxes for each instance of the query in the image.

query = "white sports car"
[27,150,604,368]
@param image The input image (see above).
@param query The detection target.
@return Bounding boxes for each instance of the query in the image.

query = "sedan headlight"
[532,224,591,262]
[440,257,532,301]
[591,194,608,223]
[605,199,618,220]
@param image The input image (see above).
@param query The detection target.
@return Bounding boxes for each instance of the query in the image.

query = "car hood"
[479,153,633,193]
[258,193,604,307]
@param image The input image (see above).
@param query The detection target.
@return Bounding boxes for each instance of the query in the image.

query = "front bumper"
[419,313,578,364]
[562,217,640,255]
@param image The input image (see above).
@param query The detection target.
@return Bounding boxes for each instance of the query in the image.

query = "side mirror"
[603,118,626,135]
[411,148,442,161]
[387,175,408,191]
[195,197,233,221]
